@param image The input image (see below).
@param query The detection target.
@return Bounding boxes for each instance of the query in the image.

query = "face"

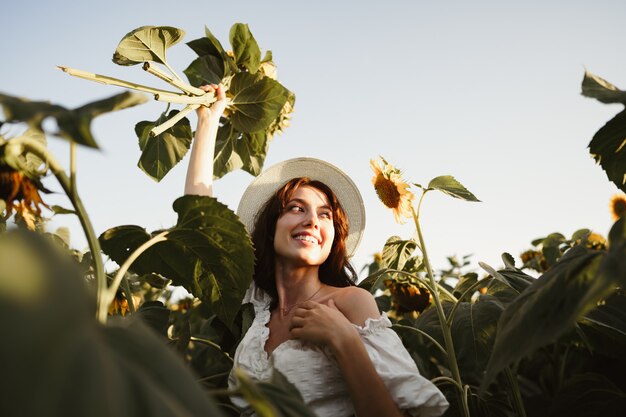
[273,185,335,268]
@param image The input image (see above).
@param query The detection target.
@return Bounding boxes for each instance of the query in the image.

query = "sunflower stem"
[58,66,177,96]
[143,62,205,96]
[7,137,107,320]
[392,324,447,355]
[69,142,77,201]
[121,275,136,314]
[98,230,168,323]
[150,104,198,137]
[411,195,469,417]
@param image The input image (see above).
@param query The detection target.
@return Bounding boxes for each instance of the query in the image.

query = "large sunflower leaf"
[213,121,272,179]
[57,91,148,148]
[229,23,261,73]
[381,236,418,271]
[0,93,66,127]
[237,129,270,177]
[0,91,147,148]
[581,71,626,104]
[481,244,607,389]
[427,175,481,202]
[112,26,185,66]
[183,54,225,87]
[135,110,192,182]
[171,195,254,326]
[587,108,626,193]
[213,121,242,179]
[186,26,237,77]
[415,296,504,385]
[229,72,289,133]
[98,225,194,289]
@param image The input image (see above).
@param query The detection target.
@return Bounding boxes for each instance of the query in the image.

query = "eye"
[286,204,304,213]
[320,210,332,219]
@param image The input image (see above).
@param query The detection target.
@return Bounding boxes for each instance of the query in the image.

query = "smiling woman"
[183,84,448,415]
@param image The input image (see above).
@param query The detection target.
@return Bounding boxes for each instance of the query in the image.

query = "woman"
[186,85,448,417]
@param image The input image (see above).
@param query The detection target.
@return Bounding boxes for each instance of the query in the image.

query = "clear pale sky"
[3,0,625,276]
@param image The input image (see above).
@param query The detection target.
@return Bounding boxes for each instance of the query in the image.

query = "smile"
[293,234,320,245]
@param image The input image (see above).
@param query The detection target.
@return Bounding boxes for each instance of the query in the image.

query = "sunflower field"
[1,24,626,417]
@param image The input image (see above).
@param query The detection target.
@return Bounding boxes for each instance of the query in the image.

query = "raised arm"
[184,84,227,197]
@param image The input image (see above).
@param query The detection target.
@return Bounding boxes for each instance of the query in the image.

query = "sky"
[2,0,625,278]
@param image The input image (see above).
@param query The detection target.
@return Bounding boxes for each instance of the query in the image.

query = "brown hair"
[251,178,357,304]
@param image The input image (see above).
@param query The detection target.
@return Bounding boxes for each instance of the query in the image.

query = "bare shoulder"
[330,286,380,327]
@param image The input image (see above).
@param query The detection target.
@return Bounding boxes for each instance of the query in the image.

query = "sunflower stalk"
[6,136,106,317]
[142,62,205,96]
[150,104,199,137]
[69,142,77,201]
[59,65,218,138]
[58,66,177,96]
[412,192,469,417]
[99,230,168,323]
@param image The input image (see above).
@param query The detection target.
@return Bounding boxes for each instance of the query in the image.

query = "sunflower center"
[612,196,626,219]
[374,174,401,209]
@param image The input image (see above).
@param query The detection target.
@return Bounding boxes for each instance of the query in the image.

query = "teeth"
[294,235,318,244]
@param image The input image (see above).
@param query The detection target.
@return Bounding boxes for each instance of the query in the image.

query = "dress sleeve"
[355,314,449,417]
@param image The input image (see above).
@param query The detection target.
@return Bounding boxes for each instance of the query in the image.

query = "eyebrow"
[287,198,332,211]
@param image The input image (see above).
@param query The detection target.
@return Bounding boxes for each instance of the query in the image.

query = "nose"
[302,211,320,229]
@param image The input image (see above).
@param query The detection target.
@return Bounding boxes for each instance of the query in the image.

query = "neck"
[274,262,322,315]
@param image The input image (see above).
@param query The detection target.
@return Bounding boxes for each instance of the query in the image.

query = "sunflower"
[610,193,626,221]
[0,164,49,230]
[370,157,414,224]
[384,278,431,314]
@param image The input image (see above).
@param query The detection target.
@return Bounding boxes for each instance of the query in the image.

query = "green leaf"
[135,110,192,182]
[171,195,254,326]
[234,369,280,417]
[58,91,149,148]
[187,26,227,57]
[19,128,47,174]
[579,290,626,361]
[581,70,626,104]
[482,245,606,388]
[99,225,194,288]
[183,54,225,86]
[229,23,261,73]
[257,370,318,417]
[0,91,147,148]
[427,175,480,202]
[112,26,185,66]
[229,72,290,133]
[51,205,76,215]
[548,373,626,417]
[415,297,505,385]
[588,108,626,193]
[213,123,272,179]
[381,236,418,271]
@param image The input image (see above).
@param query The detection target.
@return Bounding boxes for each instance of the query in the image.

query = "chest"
[264,310,293,355]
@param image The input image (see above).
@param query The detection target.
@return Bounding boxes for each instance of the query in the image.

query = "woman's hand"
[196,83,227,121]
[289,299,360,353]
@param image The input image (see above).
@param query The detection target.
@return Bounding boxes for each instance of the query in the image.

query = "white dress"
[228,284,449,417]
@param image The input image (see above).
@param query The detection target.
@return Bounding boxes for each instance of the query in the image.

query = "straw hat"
[237,157,365,257]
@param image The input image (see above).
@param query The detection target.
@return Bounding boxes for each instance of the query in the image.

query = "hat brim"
[237,157,365,257]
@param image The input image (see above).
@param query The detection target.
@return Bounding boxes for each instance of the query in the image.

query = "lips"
[292,232,321,245]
